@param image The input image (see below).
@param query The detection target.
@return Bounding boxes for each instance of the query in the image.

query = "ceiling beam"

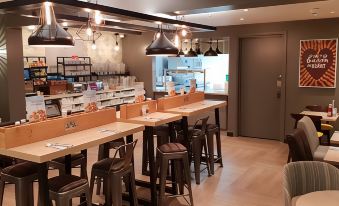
[0,0,217,31]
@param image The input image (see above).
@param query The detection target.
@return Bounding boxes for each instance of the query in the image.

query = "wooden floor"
[1,132,288,206]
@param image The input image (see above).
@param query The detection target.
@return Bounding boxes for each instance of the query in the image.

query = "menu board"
[25,96,47,122]
[83,90,98,113]
[299,39,337,88]
[134,83,145,103]
[189,79,197,93]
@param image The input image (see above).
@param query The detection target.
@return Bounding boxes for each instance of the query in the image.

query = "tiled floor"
[1,132,288,206]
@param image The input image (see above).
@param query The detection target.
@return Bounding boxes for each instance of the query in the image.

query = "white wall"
[22,27,124,73]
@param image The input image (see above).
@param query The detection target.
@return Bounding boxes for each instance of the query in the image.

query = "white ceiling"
[183,0,339,26]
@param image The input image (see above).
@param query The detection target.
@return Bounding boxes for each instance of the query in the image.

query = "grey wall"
[123,17,339,138]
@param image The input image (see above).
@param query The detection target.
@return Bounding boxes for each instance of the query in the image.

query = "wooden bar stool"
[0,161,39,206]
[48,174,91,206]
[89,140,138,206]
[157,143,194,206]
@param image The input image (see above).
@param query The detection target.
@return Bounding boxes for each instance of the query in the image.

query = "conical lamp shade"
[216,47,223,54]
[204,47,218,56]
[146,31,178,56]
[185,48,197,57]
[28,2,74,47]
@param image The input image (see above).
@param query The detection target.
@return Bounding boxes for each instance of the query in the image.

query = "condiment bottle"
[328,104,333,117]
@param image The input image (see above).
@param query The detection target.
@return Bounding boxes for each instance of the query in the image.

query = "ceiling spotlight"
[243,9,249,12]
[310,8,320,16]
[155,21,162,25]
[181,29,187,37]
[330,11,336,14]
[119,34,125,38]
[84,8,91,13]
[240,18,245,21]
[94,10,103,25]
[62,22,68,27]
[174,11,181,14]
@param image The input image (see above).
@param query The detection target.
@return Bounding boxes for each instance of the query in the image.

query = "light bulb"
[184,48,188,54]
[62,22,68,27]
[94,10,102,25]
[119,34,125,38]
[174,34,179,47]
[156,32,161,39]
[91,42,97,50]
[86,27,92,36]
[181,29,187,37]
[115,42,120,51]
[44,2,52,25]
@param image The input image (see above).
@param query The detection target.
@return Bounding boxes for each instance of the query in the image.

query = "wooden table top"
[323,146,339,164]
[295,190,339,206]
[300,111,339,122]
[0,122,144,163]
[119,112,182,127]
[164,100,227,116]
[330,131,339,145]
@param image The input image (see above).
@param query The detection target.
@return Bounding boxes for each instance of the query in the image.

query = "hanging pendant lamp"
[185,39,197,57]
[195,41,202,55]
[176,40,185,57]
[215,40,223,54]
[146,26,178,56]
[204,39,218,56]
[28,2,74,47]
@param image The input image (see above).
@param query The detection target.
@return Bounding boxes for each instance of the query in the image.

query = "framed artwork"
[299,38,337,88]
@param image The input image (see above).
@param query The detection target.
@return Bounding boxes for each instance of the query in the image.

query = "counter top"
[153,90,228,96]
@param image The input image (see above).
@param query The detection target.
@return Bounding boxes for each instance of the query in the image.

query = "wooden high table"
[0,109,144,206]
[160,99,227,147]
[119,102,182,206]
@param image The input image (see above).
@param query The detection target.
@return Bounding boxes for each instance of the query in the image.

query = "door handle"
[277,74,282,99]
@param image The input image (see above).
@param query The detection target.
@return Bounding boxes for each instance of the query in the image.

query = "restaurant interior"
[0,0,339,205]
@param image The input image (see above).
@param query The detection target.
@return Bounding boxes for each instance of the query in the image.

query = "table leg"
[182,117,189,148]
[215,108,220,128]
[146,126,157,206]
[80,150,88,205]
[168,122,177,195]
[65,154,72,174]
[37,163,52,206]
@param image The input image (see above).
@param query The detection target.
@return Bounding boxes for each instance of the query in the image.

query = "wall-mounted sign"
[299,38,337,88]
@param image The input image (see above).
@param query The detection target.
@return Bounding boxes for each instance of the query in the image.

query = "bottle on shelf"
[328,103,333,117]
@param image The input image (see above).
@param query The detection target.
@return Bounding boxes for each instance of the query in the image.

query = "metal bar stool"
[89,140,138,206]
[49,153,88,179]
[48,174,91,206]
[142,125,170,175]
[157,143,194,206]
[205,124,223,175]
[0,161,39,206]
[96,138,125,195]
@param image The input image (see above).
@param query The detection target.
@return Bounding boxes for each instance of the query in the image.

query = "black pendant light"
[195,41,202,55]
[28,2,74,47]
[185,39,198,57]
[146,26,178,56]
[215,40,223,54]
[176,40,185,57]
[204,39,218,56]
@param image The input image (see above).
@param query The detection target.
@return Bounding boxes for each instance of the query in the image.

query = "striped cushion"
[283,161,339,206]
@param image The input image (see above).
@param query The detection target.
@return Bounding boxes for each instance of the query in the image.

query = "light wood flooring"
[1,132,289,206]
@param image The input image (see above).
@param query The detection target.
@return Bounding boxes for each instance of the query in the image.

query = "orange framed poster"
[299,38,337,88]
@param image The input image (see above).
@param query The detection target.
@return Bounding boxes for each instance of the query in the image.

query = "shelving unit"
[44,88,138,114]
[57,57,92,81]
[24,56,49,92]
[163,69,206,91]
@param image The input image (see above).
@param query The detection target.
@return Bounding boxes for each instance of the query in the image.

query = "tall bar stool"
[205,124,223,175]
[189,116,211,184]
[142,125,170,175]
[48,174,91,206]
[96,138,126,195]
[0,161,39,206]
[89,140,138,206]
[157,143,194,206]
[49,153,88,179]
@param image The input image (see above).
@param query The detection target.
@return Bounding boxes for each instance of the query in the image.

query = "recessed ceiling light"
[243,9,249,12]
[155,21,162,25]
[310,8,320,16]
[27,25,36,30]
[84,8,91,12]
[62,22,68,27]
[174,11,181,14]
[240,18,245,21]
[119,34,125,38]
[330,11,336,14]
